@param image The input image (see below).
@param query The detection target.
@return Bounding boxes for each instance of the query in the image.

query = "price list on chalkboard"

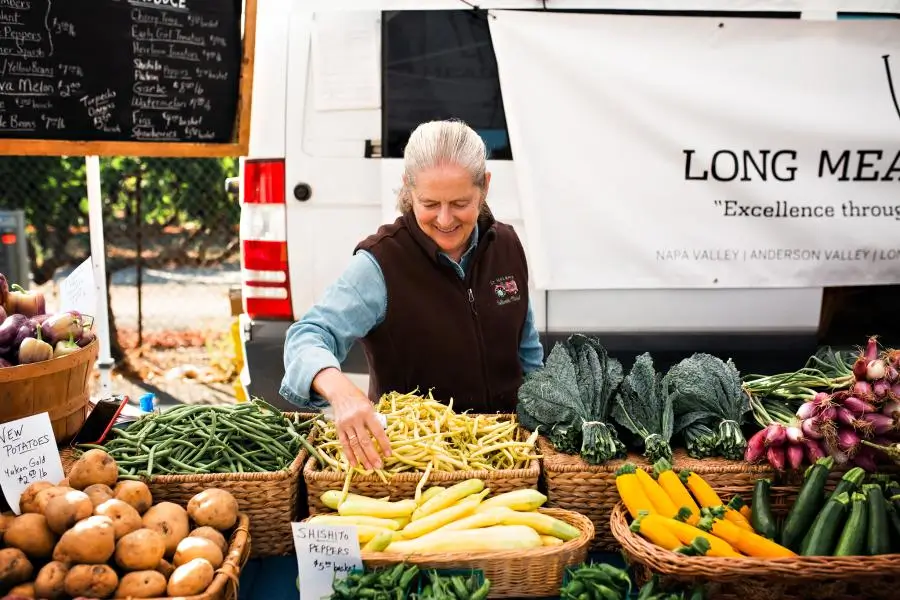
[0,0,241,144]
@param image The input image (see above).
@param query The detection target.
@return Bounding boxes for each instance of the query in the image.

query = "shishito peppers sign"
[489,12,900,290]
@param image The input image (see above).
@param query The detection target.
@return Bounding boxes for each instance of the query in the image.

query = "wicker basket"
[62,412,315,559]
[139,512,251,600]
[360,507,593,598]
[538,436,774,550]
[611,484,900,599]
[0,339,98,444]
[304,422,540,515]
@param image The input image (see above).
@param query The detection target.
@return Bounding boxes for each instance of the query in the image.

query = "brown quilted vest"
[354,211,529,413]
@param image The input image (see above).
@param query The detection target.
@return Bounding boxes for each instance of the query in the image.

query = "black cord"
[458,0,497,19]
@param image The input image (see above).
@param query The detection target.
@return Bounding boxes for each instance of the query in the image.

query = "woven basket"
[62,412,316,559]
[361,507,593,598]
[611,484,900,599]
[538,436,774,550]
[139,512,251,600]
[304,423,540,515]
[0,338,98,444]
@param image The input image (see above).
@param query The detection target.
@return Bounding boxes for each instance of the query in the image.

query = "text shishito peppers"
[0,272,95,366]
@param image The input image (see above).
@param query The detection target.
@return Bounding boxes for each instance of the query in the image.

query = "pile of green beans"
[77,400,323,479]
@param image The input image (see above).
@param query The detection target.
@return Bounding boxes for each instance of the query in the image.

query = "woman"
[280,120,544,470]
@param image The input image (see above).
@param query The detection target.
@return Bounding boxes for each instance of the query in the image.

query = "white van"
[234,1,897,410]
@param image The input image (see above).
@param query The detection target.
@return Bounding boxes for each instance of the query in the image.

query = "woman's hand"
[313,367,391,470]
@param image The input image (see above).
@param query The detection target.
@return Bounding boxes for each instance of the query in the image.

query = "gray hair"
[397,120,489,213]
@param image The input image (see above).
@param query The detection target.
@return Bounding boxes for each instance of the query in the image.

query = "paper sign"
[292,522,362,600]
[59,256,97,318]
[0,413,65,514]
[311,12,381,111]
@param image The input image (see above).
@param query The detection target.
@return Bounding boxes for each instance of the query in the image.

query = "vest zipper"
[464,280,492,410]
[467,288,477,314]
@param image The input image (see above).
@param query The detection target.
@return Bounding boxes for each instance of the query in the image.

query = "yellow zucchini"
[401,491,487,539]
[635,467,679,517]
[540,534,565,547]
[629,512,682,551]
[437,506,513,532]
[354,525,397,544]
[679,470,723,508]
[338,496,418,519]
[411,479,484,521]
[384,525,541,554]
[476,489,547,513]
[308,514,401,530]
[698,516,796,558]
[657,517,742,557]
[361,530,394,552]
[616,464,656,518]
[653,459,701,523]
[498,510,580,541]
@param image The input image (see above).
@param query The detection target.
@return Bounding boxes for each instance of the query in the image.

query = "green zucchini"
[781,456,834,551]
[800,492,850,556]
[864,484,891,555]
[886,501,900,553]
[828,467,866,501]
[751,478,778,540]
[834,491,867,556]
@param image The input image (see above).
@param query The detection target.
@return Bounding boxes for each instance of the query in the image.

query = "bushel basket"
[539,436,773,550]
[610,483,900,599]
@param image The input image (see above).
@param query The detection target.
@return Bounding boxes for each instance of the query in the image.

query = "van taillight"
[240,159,292,320]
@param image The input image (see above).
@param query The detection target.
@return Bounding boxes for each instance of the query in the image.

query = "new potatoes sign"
[489,12,900,289]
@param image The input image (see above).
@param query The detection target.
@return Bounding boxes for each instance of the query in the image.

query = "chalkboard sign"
[0,0,255,157]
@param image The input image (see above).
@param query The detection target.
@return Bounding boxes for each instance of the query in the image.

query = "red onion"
[865,336,880,362]
[820,406,837,422]
[892,383,900,400]
[803,439,827,462]
[852,356,869,380]
[787,444,805,470]
[868,359,888,381]
[862,413,897,436]
[786,425,804,444]
[767,445,786,471]
[887,366,899,384]
[842,396,876,415]
[813,391,832,406]
[852,381,873,399]
[801,418,824,440]
[874,380,890,399]
[837,407,862,428]
[837,428,861,454]
[853,446,878,472]
[884,398,900,417]
[796,401,817,421]
[765,423,786,447]
[745,428,767,463]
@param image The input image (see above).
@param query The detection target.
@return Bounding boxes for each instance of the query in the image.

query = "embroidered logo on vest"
[491,275,521,305]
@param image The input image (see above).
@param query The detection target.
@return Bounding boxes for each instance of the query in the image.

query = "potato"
[34,561,69,600]
[53,515,116,564]
[142,502,190,558]
[64,564,118,599]
[0,512,14,544]
[114,481,153,515]
[174,536,223,568]
[68,449,118,490]
[7,582,35,597]
[45,490,93,535]
[94,499,142,539]
[190,526,228,555]
[115,528,166,571]
[155,558,175,579]
[166,558,214,597]
[83,484,115,508]
[17,481,53,514]
[3,514,57,559]
[115,570,167,598]
[57,477,69,487]
[34,486,75,515]
[0,548,33,593]
[187,488,238,531]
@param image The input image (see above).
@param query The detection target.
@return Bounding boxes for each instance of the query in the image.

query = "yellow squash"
[476,489,547,513]
[385,525,541,554]
[411,478,484,521]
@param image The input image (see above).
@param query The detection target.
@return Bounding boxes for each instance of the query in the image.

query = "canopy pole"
[86,156,114,397]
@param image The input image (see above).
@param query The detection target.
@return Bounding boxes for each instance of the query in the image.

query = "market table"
[236,553,630,600]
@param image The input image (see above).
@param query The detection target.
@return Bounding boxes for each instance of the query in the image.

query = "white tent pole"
[85,156,114,398]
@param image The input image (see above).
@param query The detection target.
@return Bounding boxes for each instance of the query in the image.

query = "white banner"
[489,12,900,289]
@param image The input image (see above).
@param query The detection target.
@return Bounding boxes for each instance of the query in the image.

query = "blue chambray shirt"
[280,225,545,409]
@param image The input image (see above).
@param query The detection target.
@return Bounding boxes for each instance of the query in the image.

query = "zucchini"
[751,479,778,540]
[886,502,900,553]
[833,491,867,556]
[781,457,834,551]
[828,467,866,501]
[864,484,891,555]
[800,492,850,556]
